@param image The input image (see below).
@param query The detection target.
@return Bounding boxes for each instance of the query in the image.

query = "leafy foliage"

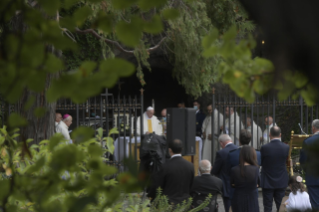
[202,26,316,105]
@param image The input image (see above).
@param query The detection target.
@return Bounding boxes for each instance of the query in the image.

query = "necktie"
[148,119,153,133]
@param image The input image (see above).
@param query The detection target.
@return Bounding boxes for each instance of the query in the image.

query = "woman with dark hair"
[284,175,311,211]
[230,145,260,212]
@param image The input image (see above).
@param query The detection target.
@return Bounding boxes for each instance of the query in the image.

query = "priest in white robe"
[261,116,277,144]
[136,107,162,136]
[246,117,262,149]
[202,104,224,161]
[223,107,244,145]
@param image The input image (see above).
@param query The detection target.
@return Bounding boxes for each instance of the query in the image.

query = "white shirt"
[171,154,182,159]
[56,121,71,141]
[285,190,312,212]
[263,123,277,143]
[202,109,224,136]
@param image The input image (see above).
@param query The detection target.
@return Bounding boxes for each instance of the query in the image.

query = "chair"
[287,131,312,175]
[192,192,218,212]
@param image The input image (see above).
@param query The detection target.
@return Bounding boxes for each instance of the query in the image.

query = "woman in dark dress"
[230,145,260,212]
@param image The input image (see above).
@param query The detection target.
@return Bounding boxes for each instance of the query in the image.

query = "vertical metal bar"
[105,89,109,135]
[239,97,242,133]
[211,88,215,163]
[117,95,121,166]
[273,94,276,126]
[262,95,264,146]
[300,96,304,130]
[267,94,270,143]
[134,95,138,162]
[218,93,221,151]
[94,96,97,131]
[123,96,127,164]
[245,106,248,129]
[257,96,259,149]
[311,106,314,127]
[228,91,231,140]
[316,105,318,119]
[140,89,144,138]
[306,106,309,134]
[76,104,79,128]
[128,96,132,160]
[251,103,254,147]
[234,96,237,145]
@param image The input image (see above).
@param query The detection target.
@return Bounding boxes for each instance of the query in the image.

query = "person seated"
[191,160,223,195]
[136,107,162,136]
[191,160,223,212]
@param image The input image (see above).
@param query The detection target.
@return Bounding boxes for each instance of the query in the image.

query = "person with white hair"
[56,114,73,143]
[191,160,223,211]
[136,106,162,135]
[211,134,238,212]
[191,160,223,195]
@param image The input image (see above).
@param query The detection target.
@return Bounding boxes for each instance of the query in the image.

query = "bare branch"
[75,28,166,54]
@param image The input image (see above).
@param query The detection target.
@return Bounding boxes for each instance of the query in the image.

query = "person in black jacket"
[148,139,194,204]
[191,160,223,195]
[260,126,289,212]
[211,134,238,212]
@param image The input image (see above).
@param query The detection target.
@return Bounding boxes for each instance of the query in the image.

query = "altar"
[113,136,203,175]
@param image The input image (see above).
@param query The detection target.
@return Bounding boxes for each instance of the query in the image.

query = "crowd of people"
[148,123,319,212]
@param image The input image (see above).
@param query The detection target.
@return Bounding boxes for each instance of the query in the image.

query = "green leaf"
[223,25,237,41]
[95,13,113,34]
[294,72,308,88]
[111,0,138,9]
[71,127,95,143]
[105,137,115,154]
[25,156,46,174]
[100,58,135,77]
[8,113,27,128]
[143,15,163,34]
[115,17,143,47]
[44,53,64,73]
[161,8,180,20]
[108,127,119,136]
[0,180,10,201]
[138,0,167,10]
[202,30,219,48]
[73,6,93,26]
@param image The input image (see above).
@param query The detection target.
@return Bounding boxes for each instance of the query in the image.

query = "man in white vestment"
[260,116,277,144]
[246,117,262,149]
[136,107,162,135]
[202,104,224,161]
[56,114,73,144]
[223,107,243,145]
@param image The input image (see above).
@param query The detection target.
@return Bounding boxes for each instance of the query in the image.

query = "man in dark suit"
[194,100,206,137]
[300,119,319,210]
[260,126,289,212]
[148,139,194,204]
[226,129,261,203]
[191,160,223,195]
[211,134,238,212]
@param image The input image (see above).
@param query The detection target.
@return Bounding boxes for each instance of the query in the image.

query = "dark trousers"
[307,185,319,210]
[262,188,285,212]
[223,196,231,212]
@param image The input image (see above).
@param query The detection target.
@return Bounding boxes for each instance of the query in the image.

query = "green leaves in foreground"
[46,58,135,103]
[202,26,315,104]
[0,126,144,212]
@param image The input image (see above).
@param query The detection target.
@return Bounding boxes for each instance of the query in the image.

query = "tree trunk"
[14,73,58,144]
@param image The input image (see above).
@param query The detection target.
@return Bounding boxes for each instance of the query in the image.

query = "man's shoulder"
[305,134,319,144]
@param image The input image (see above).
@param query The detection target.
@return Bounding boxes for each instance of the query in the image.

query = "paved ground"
[217,195,278,212]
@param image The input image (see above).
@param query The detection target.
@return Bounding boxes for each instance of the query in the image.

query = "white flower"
[296,176,303,183]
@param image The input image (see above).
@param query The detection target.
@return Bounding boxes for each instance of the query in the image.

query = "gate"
[210,86,319,167]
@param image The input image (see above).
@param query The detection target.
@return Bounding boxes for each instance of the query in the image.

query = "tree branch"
[75,28,166,54]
